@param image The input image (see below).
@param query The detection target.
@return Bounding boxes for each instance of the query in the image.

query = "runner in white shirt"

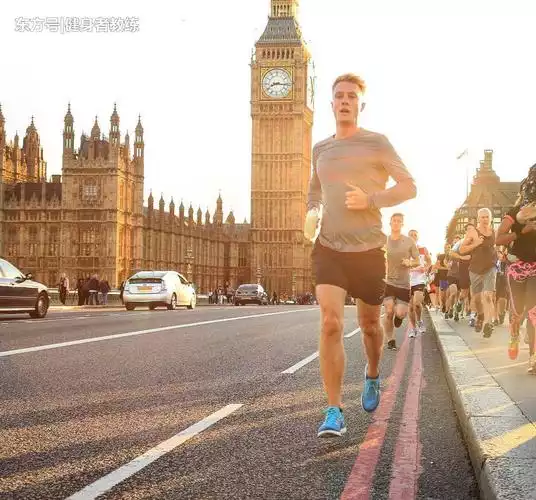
[408,229,432,337]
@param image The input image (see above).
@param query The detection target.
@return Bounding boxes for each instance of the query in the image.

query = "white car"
[123,271,196,311]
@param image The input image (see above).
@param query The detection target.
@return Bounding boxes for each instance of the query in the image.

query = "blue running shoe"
[317,406,346,438]
[361,365,381,413]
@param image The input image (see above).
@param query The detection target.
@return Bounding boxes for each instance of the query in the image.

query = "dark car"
[234,284,269,306]
[0,258,49,318]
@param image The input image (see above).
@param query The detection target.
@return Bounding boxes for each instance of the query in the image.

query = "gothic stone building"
[0,105,251,292]
[446,149,520,242]
[0,0,315,295]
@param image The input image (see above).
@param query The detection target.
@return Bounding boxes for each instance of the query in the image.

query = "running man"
[305,73,417,437]
[496,164,536,370]
[460,208,497,337]
[383,213,420,350]
[408,229,432,337]
[448,235,472,321]
[445,236,461,320]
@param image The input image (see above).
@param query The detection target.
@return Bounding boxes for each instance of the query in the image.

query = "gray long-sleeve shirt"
[307,128,417,253]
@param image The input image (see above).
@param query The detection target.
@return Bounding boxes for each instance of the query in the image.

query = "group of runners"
[304,72,535,438]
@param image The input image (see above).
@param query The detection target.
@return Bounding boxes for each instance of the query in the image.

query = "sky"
[2,0,536,253]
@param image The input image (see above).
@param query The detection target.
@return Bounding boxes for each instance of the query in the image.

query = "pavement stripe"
[389,334,423,500]
[281,328,360,374]
[65,404,243,500]
[340,330,411,500]
[281,351,319,374]
[0,308,317,358]
[345,328,361,338]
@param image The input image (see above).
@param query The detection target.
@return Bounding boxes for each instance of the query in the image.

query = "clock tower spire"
[249,0,314,296]
[270,0,299,18]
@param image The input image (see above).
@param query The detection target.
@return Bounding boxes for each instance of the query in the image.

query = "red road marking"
[389,334,423,500]
[340,331,411,500]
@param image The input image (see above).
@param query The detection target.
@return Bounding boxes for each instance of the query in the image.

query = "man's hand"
[401,258,411,267]
[521,221,536,234]
[345,183,369,210]
[517,202,536,224]
[473,235,485,247]
[304,208,320,241]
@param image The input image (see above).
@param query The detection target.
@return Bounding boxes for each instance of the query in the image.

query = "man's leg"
[395,302,409,321]
[408,293,417,334]
[358,300,383,378]
[445,283,457,316]
[413,290,425,332]
[316,284,347,408]
[383,297,395,342]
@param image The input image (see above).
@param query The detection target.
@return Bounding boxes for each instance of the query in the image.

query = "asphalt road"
[0,305,478,499]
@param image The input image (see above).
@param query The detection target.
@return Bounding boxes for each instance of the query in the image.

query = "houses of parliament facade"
[0,0,315,295]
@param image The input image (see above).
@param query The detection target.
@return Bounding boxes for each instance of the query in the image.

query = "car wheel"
[29,292,49,319]
[126,304,136,311]
[167,293,177,310]
[149,304,157,310]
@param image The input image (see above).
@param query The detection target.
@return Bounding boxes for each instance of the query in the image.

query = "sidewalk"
[429,310,536,499]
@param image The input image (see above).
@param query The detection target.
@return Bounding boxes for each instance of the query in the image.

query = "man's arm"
[459,229,481,255]
[409,242,421,268]
[424,248,432,267]
[367,135,417,209]
[307,146,322,211]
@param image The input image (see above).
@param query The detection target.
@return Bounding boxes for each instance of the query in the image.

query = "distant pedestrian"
[99,278,111,306]
[58,273,69,305]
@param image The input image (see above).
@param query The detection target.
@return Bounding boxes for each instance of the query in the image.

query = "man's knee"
[321,312,343,338]
[383,301,394,318]
[361,315,382,336]
[395,305,408,319]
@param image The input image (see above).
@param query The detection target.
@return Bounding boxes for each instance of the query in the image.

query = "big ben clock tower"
[250,0,315,297]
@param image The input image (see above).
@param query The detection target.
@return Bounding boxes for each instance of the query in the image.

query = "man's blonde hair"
[477,207,492,218]
[332,73,366,94]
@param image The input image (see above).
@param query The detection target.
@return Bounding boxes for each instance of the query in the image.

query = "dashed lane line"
[281,327,361,374]
[65,404,243,500]
[0,308,317,358]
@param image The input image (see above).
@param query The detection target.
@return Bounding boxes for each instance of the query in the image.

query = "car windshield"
[238,285,259,291]
[0,259,24,279]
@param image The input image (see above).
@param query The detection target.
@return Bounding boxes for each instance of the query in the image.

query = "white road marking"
[281,351,319,374]
[344,327,361,338]
[281,323,372,374]
[66,404,243,500]
[0,308,317,358]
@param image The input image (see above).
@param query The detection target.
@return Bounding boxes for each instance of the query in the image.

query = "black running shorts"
[384,284,411,304]
[410,283,426,296]
[312,241,386,306]
[447,276,459,287]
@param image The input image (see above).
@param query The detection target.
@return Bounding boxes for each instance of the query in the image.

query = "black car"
[234,284,269,306]
[0,258,49,318]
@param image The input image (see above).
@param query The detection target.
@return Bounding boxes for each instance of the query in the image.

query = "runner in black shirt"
[496,164,536,373]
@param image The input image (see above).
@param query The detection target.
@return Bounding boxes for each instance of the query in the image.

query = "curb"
[428,310,536,500]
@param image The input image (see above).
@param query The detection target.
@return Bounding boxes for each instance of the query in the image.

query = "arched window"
[28,226,38,257]
[48,227,59,256]
[81,227,96,256]
[7,227,18,256]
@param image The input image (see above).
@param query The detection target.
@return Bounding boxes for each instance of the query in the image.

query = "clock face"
[262,68,292,98]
